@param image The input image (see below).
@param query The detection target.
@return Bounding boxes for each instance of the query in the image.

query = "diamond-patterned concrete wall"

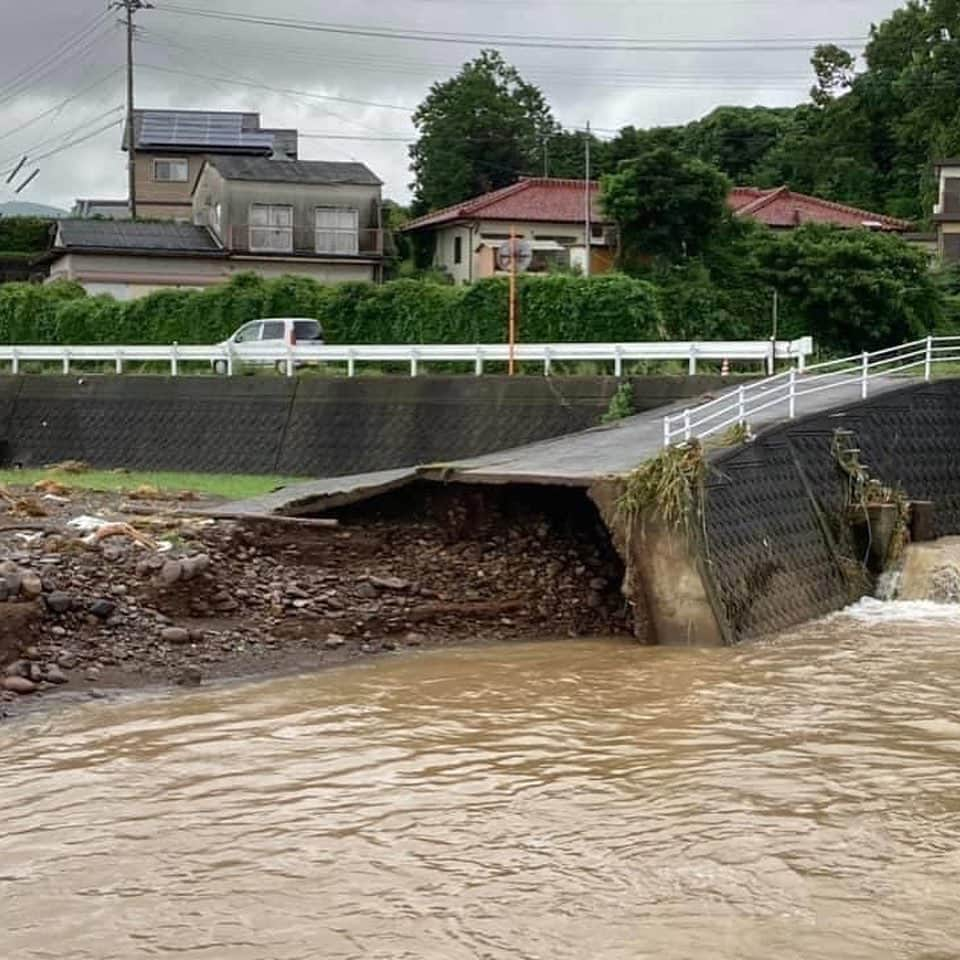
[703,381,960,641]
[0,374,731,478]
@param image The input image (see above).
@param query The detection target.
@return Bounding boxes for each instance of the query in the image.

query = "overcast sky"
[0,0,906,211]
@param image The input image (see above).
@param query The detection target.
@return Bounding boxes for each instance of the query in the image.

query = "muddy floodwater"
[4,601,960,959]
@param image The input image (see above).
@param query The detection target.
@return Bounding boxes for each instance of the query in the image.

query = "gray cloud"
[0,0,905,210]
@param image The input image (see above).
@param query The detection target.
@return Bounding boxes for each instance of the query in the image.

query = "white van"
[212,318,324,373]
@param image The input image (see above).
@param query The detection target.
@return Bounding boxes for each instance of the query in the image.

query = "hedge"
[0,272,664,345]
[0,217,54,257]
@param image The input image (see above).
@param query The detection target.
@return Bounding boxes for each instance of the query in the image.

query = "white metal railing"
[0,337,814,379]
[663,335,958,447]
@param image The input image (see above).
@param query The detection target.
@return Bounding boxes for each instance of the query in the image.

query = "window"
[153,158,188,183]
[453,235,463,264]
[315,207,359,255]
[944,178,960,215]
[233,322,262,343]
[944,234,960,262]
[210,202,222,238]
[293,320,323,341]
[260,321,285,341]
[249,203,293,252]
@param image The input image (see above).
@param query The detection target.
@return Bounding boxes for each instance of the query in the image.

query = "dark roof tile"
[205,155,381,186]
[57,220,222,253]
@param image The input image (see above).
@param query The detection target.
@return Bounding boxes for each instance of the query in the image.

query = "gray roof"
[205,155,381,186]
[57,220,223,254]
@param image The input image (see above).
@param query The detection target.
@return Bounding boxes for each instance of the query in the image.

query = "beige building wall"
[48,251,376,301]
[432,219,613,283]
[134,153,206,220]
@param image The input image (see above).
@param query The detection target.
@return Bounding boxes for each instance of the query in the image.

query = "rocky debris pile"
[0,483,631,716]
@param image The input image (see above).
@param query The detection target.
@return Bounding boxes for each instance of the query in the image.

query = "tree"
[757,224,941,352]
[600,147,731,264]
[810,44,856,107]
[409,51,557,212]
[682,106,795,182]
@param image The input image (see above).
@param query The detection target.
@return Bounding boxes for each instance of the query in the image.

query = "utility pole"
[111,0,152,219]
[584,121,592,278]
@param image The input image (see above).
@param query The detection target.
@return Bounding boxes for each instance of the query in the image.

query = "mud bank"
[0,482,633,721]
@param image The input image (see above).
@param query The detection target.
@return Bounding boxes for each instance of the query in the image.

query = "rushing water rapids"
[4,601,960,959]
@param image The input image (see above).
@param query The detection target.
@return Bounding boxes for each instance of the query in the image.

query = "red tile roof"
[403,178,912,233]
[728,185,911,231]
[404,178,602,231]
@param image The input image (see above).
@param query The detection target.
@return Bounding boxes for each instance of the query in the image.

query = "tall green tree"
[409,51,557,213]
[601,147,731,264]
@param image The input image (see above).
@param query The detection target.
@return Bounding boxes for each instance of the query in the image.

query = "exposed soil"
[0,480,634,721]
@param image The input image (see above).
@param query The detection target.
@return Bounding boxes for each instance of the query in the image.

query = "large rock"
[370,576,411,592]
[44,591,72,614]
[89,598,116,620]
[159,560,182,585]
[3,675,36,695]
[4,659,29,678]
[44,664,68,684]
[161,627,191,645]
[19,572,42,598]
[57,650,78,670]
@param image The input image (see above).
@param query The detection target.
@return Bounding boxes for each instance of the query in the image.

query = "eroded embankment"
[0,481,635,720]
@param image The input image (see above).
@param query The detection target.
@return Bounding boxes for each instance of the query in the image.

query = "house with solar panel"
[42,109,388,298]
[124,109,299,221]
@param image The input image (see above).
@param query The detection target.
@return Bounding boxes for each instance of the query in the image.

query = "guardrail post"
[614,346,623,379]
[738,385,746,424]
[226,349,234,377]
[543,348,552,377]
[410,349,418,377]
[767,341,775,375]
[347,350,356,378]
[11,349,18,375]
[170,342,179,377]
[861,351,869,400]
[474,348,483,376]
[663,416,671,447]
[788,368,796,419]
[62,350,69,375]
[115,350,123,375]
[683,408,691,441]
[285,344,294,378]
[688,345,697,376]
[925,335,933,381]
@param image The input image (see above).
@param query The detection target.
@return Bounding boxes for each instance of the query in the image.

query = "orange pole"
[509,225,517,376]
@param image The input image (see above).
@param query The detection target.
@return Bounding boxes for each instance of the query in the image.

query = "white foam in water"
[839,596,960,623]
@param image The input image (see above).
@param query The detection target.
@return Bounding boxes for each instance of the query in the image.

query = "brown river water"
[3,599,960,959]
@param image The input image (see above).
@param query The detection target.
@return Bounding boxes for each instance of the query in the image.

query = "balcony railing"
[224,225,385,257]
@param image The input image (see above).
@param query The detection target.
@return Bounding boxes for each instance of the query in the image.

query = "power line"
[0,106,126,171]
[0,10,111,95]
[138,63,416,112]
[138,27,816,91]
[0,118,124,180]
[155,5,867,53]
[0,68,124,147]
[0,15,115,109]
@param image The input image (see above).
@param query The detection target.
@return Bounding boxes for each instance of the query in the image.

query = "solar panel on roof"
[139,111,273,149]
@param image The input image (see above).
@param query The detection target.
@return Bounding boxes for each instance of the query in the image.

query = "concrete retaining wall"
[702,379,960,640]
[0,374,730,477]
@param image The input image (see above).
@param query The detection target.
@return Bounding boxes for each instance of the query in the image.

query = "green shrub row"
[0,217,54,256]
[0,273,664,346]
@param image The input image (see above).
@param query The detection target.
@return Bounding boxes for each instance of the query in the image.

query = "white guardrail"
[0,337,814,379]
[663,335,954,448]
